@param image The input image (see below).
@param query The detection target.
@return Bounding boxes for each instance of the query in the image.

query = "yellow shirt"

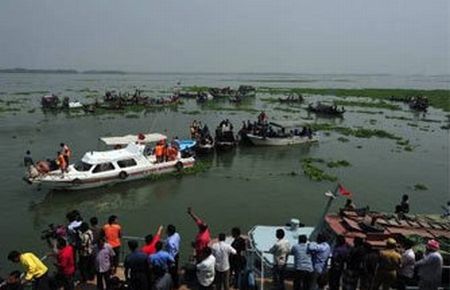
[20,252,48,281]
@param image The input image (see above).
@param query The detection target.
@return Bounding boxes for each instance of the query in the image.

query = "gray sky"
[0,0,449,74]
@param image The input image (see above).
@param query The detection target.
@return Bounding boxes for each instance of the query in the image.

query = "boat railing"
[248,248,450,290]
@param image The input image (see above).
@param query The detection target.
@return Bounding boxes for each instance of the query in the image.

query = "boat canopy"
[100,133,167,146]
[81,143,143,164]
[269,121,312,129]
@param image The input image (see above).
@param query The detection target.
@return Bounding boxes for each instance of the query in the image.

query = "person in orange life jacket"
[60,143,72,164]
[56,152,67,175]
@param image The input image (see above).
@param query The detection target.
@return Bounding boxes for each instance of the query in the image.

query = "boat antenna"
[309,183,339,241]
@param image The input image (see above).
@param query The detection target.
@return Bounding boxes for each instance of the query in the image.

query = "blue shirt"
[165,233,181,259]
[291,243,313,272]
[308,242,331,273]
[149,250,175,272]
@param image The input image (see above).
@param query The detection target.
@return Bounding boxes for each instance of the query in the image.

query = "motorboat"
[26,133,195,190]
[245,122,318,146]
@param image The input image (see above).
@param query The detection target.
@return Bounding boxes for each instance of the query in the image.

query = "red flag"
[338,183,352,197]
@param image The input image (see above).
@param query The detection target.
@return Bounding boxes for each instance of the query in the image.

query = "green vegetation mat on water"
[257,87,450,111]
[300,157,351,182]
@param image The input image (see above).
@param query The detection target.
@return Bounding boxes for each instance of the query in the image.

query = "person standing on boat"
[57,151,68,175]
[7,250,50,290]
[165,224,181,288]
[187,207,211,261]
[269,228,291,290]
[290,234,314,290]
[307,233,331,290]
[23,150,33,167]
[211,233,237,290]
[103,215,122,272]
[415,239,443,290]
[60,143,72,164]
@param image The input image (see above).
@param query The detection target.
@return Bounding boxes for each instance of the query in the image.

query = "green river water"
[0,73,448,270]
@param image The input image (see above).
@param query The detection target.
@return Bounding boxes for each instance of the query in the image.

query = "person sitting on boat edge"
[395,194,410,218]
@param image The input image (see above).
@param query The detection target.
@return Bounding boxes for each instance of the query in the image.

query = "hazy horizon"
[1,0,449,75]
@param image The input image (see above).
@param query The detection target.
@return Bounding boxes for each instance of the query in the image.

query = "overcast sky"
[0,0,448,74]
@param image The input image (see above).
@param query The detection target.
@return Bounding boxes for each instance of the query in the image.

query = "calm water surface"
[0,73,448,268]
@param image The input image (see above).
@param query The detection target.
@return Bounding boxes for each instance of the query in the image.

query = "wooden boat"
[278,95,303,103]
[246,122,318,146]
[307,103,345,117]
[26,133,195,190]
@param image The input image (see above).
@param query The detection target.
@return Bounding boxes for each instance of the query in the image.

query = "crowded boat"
[307,102,345,117]
[25,133,195,190]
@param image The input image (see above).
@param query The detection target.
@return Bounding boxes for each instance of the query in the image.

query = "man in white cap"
[415,239,443,290]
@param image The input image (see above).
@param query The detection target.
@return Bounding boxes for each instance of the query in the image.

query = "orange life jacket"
[155,145,164,157]
[57,154,67,169]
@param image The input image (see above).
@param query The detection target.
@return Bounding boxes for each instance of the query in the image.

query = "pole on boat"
[309,183,339,241]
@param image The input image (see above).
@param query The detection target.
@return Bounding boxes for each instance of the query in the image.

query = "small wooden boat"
[307,103,345,117]
[278,95,303,103]
[246,121,318,146]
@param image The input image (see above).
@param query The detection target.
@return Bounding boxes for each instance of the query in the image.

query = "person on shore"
[55,238,75,290]
[149,241,175,274]
[415,239,443,290]
[308,233,331,290]
[124,240,150,290]
[141,225,164,256]
[90,217,102,244]
[60,143,72,164]
[94,237,115,290]
[230,227,247,288]
[360,242,379,290]
[211,233,237,290]
[196,247,216,290]
[0,271,23,290]
[78,222,95,282]
[165,224,181,288]
[269,228,291,290]
[7,250,50,290]
[328,235,350,290]
[187,207,211,261]
[396,239,415,290]
[23,150,33,167]
[153,265,173,290]
[372,238,401,290]
[342,237,366,290]
[290,234,313,290]
[57,151,67,175]
[103,215,122,272]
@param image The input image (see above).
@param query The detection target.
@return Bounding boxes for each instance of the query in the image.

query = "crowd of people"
[189,121,213,146]
[268,230,444,290]
[152,139,180,163]
[2,204,446,290]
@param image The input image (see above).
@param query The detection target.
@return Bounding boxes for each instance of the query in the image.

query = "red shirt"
[57,245,75,276]
[195,219,211,255]
[141,234,161,255]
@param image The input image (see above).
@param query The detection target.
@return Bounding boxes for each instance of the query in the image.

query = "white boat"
[68,101,83,109]
[246,121,318,146]
[27,133,195,190]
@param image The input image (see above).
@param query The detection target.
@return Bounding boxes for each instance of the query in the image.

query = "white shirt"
[211,241,237,272]
[196,254,216,286]
[399,248,415,278]
[270,238,291,266]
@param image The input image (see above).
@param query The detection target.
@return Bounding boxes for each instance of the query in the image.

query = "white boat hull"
[29,157,195,190]
[246,134,318,146]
